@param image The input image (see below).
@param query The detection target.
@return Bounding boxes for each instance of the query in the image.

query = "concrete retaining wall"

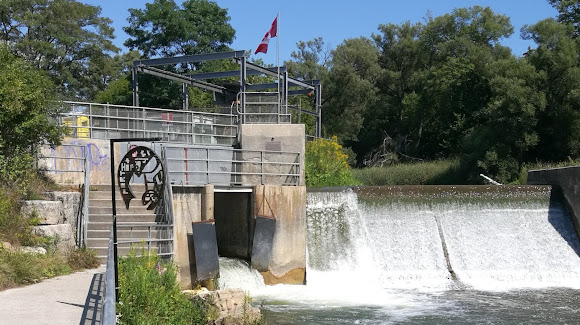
[39,138,120,185]
[528,166,580,240]
[254,184,306,284]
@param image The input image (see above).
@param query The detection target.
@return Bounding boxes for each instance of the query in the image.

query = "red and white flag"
[255,16,278,54]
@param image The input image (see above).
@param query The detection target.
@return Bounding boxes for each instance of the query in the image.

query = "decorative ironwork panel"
[118,146,165,210]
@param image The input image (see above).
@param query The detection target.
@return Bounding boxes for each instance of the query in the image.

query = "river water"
[219,186,580,324]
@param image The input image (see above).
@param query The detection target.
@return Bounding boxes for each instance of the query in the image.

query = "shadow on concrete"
[79,273,104,325]
[548,188,580,259]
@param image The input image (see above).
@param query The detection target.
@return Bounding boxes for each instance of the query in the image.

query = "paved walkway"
[0,265,106,325]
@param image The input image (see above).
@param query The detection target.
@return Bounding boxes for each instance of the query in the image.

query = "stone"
[1,241,13,251]
[21,200,64,225]
[44,191,81,226]
[184,288,262,324]
[32,224,75,253]
[21,246,47,255]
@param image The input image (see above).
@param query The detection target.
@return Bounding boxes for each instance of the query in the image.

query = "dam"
[219,185,580,324]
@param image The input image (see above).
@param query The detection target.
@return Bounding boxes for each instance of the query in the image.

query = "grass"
[352,159,468,186]
[117,250,209,325]
[0,171,99,291]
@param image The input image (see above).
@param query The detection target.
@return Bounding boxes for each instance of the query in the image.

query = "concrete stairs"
[87,184,164,259]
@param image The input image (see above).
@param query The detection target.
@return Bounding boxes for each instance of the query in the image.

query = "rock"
[184,288,262,324]
[44,191,81,226]
[21,200,64,225]
[32,224,75,253]
[0,241,13,251]
[21,246,47,255]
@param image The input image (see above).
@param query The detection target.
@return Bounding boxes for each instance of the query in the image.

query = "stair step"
[88,198,159,208]
[88,237,172,248]
[89,206,154,215]
[87,229,167,239]
[89,214,159,223]
[87,221,167,231]
[90,184,147,191]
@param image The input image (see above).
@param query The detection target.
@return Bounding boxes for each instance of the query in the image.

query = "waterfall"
[306,187,580,291]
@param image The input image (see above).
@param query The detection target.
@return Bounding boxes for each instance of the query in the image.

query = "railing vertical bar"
[260,151,264,185]
[206,147,210,184]
[83,147,90,248]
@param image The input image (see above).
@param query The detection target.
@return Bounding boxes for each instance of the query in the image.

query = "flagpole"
[277,11,280,123]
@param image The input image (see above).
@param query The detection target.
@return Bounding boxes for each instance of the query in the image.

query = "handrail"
[101,227,116,325]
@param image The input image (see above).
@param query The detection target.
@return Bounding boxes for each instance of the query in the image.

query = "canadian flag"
[255,16,278,54]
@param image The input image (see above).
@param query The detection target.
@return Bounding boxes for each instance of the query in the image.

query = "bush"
[118,250,209,325]
[0,250,71,290]
[67,248,100,271]
[305,136,357,187]
[352,159,468,185]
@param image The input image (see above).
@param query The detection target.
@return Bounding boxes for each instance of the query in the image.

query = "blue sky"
[84,0,558,64]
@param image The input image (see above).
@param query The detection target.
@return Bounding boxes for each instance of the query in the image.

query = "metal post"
[260,151,264,184]
[142,107,146,138]
[240,56,247,124]
[283,70,289,115]
[206,147,210,184]
[316,84,322,138]
[109,139,119,302]
[132,67,139,107]
[88,104,93,139]
[83,147,90,248]
[147,226,151,253]
[183,84,189,110]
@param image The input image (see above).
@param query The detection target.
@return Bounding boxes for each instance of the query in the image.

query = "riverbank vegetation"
[117,251,209,325]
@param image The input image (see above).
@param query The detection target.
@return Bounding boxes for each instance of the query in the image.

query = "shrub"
[67,248,100,271]
[0,250,71,290]
[118,250,209,325]
[305,136,357,187]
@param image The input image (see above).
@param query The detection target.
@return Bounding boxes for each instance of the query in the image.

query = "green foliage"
[124,0,235,58]
[549,0,580,36]
[66,248,100,271]
[305,137,357,187]
[118,250,208,325]
[352,159,467,185]
[0,0,118,99]
[0,249,71,290]
[0,45,62,192]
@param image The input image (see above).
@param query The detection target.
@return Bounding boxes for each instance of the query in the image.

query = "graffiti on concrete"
[46,140,110,173]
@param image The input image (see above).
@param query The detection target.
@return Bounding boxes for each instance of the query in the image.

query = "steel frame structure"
[132,50,322,137]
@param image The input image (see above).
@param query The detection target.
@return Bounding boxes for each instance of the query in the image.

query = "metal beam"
[187,68,281,80]
[246,83,278,90]
[135,66,225,94]
[133,50,246,67]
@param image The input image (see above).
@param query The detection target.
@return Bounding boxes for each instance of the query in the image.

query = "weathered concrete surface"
[171,186,203,289]
[528,166,580,240]
[20,200,64,225]
[39,138,121,185]
[239,124,305,186]
[33,224,75,253]
[0,265,105,325]
[43,191,81,227]
[214,192,252,259]
[254,184,306,284]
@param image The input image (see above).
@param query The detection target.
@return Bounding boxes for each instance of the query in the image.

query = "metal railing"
[56,101,238,146]
[37,144,90,248]
[164,145,301,186]
[115,224,174,257]
[101,227,116,325]
[237,92,292,124]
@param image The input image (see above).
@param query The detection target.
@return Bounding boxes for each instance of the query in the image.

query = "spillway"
[219,186,580,324]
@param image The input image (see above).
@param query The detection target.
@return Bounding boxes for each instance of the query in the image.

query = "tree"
[285,37,331,81]
[548,0,580,36]
[462,58,545,183]
[522,18,580,161]
[0,45,62,190]
[0,0,118,99]
[124,0,235,59]
[323,37,381,142]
